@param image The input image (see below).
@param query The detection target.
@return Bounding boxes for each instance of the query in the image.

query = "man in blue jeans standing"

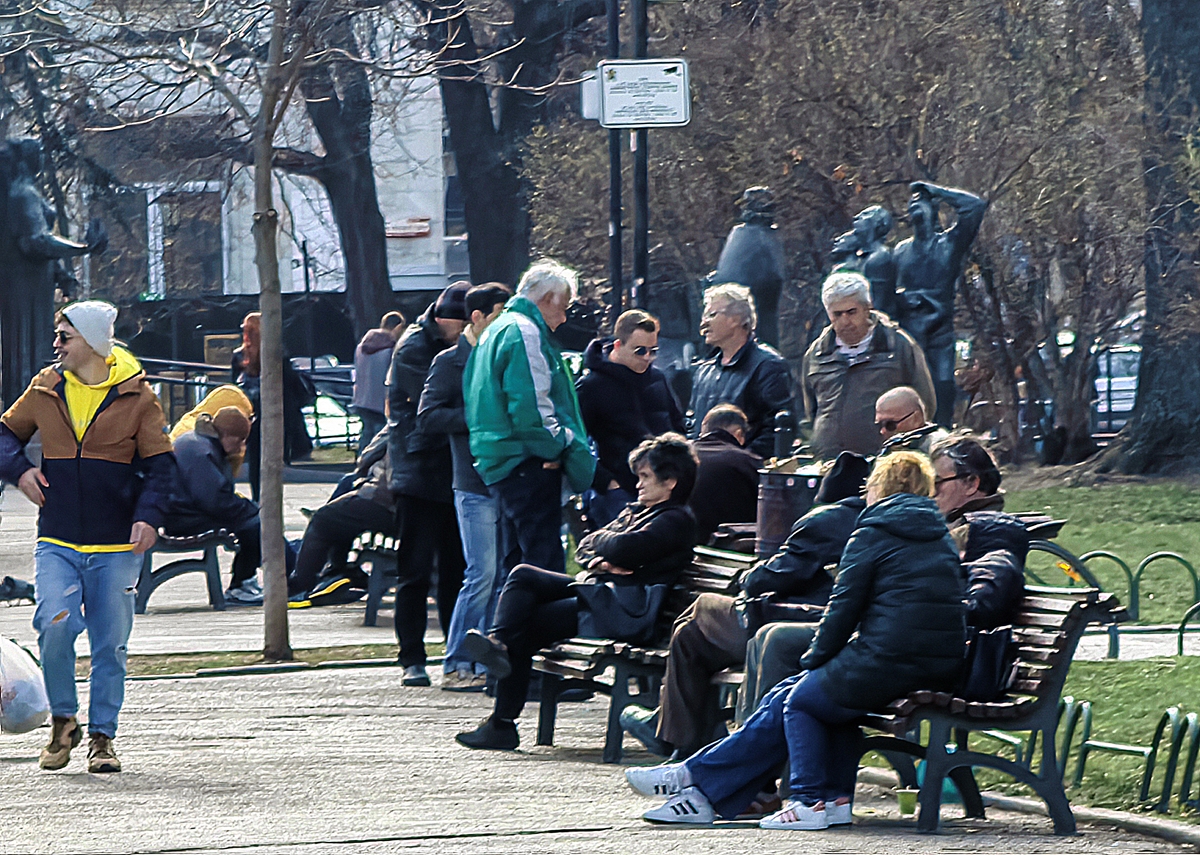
[0,300,175,773]
[416,283,512,691]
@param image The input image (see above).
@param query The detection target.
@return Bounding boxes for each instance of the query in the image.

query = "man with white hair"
[689,282,794,458]
[463,260,596,574]
[802,272,935,459]
[0,300,175,773]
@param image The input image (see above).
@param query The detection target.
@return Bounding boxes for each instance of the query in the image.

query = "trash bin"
[755,458,823,559]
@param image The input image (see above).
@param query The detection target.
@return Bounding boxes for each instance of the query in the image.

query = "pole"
[632,0,649,307]
[606,0,623,323]
[302,239,314,373]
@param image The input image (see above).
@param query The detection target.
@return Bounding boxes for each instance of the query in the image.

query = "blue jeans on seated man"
[34,542,141,737]
[444,489,506,675]
[685,669,868,818]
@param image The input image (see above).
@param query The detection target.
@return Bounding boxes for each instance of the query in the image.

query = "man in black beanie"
[621,452,870,759]
[388,281,470,686]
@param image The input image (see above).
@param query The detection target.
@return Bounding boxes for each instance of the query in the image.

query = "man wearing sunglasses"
[0,300,175,774]
[577,310,684,527]
[875,386,947,456]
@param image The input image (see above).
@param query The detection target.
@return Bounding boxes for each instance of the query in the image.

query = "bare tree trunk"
[253,0,292,661]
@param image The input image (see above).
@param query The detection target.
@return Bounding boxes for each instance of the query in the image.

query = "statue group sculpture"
[831,181,987,425]
[0,139,107,407]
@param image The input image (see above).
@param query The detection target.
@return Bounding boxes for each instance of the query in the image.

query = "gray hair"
[517,259,578,304]
[821,271,872,309]
[703,282,757,332]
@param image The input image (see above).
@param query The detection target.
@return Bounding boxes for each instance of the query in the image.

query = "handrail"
[1073,704,1192,812]
[1134,553,1200,625]
[1179,602,1200,657]
[1081,551,1135,618]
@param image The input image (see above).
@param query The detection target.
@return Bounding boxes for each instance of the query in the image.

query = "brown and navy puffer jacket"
[0,358,176,548]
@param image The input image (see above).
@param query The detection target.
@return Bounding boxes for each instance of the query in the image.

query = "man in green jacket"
[463,260,595,573]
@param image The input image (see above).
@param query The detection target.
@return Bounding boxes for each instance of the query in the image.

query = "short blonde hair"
[866,450,935,499]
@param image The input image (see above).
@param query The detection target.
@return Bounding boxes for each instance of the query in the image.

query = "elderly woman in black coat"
[456,433,698,752]
[626,451,966,831]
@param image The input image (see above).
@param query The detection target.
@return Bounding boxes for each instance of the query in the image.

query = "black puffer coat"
[801,492,966,710]
[576,337,685,494]
[388,306,455,502]
[740,497,865,603]
[574,500,697,587]
[962,511,1029,630]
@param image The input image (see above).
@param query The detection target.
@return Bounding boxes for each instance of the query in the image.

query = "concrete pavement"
[1,666,1190,855]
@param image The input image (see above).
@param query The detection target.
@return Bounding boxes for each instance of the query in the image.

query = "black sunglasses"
[53,330,75,345]
[631,345,659,357]
[875,410,918,432]
[934,473,970,489]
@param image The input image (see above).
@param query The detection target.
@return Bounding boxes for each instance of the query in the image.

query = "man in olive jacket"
[802,271,935,459]
[463,260,596,574]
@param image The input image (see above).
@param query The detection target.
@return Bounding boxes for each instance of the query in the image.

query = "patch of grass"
[975,657,1200,822]
[1007,483,1200,624]
[77,643,442,678]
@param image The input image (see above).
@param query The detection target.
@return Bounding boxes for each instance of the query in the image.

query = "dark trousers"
[490,564,579,722]
[658,593,750,754]
[289,493,397,595]
[393,496,466,667]
[489,458,565,574]
[166,517,263,588]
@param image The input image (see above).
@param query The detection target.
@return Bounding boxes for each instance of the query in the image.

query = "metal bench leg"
[203,547,227,611]
[951,728,985,818]
[917,721,951,832]
[363,553,394,627]
[537,674,563,746]
[135,553,154,615]
[604,666,632,764]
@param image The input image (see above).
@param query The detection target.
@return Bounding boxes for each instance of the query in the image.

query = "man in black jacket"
[416,283,511,691]
[389,281,470,687]
[166,407,262,604]
[622,452,869,758]
[688,283,794,457]
[577,309,685,527]
[687,405,762,544]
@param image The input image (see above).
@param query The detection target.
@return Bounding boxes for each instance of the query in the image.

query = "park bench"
[135,529,240,614]
[531,545,756,763]
[856,584,1127,834]
[348,531,400,626]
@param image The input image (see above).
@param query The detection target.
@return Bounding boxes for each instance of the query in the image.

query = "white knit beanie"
[61,300,119,358]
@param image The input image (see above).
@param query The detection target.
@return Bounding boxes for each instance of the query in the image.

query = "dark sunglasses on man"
[874,410,918,432]
[631,345,659,358]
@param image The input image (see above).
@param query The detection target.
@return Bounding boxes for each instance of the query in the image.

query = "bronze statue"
[711,186,786,347]
[0,140,106,406]
[830,205,897,319]
[892,181,987,425]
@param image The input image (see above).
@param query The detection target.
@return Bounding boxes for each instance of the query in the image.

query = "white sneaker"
[759,799,829,830]
[826,800,852,826]
[242,577,263,596]
[625,762,690,798]
[642,787,715,824]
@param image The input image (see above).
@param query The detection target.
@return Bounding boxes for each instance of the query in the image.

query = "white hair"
[821,271,872,309]
[517,259,578,304]
[703,282,757,332]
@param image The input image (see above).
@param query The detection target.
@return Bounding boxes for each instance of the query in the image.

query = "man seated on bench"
[624,451,967,831]
[454,433,698,751]
[621,451,870,760]
[165,407,263,605]
[286,428,397,606]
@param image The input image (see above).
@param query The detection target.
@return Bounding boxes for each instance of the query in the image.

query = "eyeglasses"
[875,410,918,432]
[701,306,731,321]
[53,330,75,345]
[934,474,969,489]
[631,345,659,358]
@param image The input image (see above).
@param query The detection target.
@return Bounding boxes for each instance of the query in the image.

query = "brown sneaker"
[39,715,81,770]
[87,733,121,773]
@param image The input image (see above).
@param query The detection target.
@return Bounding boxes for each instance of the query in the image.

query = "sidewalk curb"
[858,767,1200,847]
[122,657,426,681]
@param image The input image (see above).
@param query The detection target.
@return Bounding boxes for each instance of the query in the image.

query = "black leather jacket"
[689,338,793,458]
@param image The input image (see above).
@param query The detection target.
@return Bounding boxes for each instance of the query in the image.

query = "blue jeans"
[444,490,505,675]
[33,543,141,737]
[686,670,867,818]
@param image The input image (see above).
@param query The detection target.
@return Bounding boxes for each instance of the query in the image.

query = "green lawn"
[971,657,1200,822]
[1006,483,1200,625]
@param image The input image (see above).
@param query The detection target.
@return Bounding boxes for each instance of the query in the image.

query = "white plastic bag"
[0,636,50,733]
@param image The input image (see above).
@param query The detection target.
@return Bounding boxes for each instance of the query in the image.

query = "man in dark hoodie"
[622,452,870,759]
[165,407,262,604]
[576,309,684,527]
[352,310,404,455]
[389,281,470,687]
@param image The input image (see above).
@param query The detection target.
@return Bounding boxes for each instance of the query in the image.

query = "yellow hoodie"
[63,346,143,441]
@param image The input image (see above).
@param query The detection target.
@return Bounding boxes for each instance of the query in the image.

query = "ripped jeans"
[34,542,141,737]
